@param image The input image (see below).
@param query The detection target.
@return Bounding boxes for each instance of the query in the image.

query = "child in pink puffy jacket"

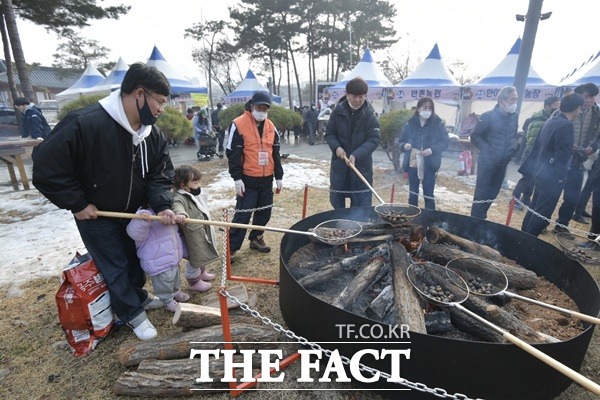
[126,206,190,312]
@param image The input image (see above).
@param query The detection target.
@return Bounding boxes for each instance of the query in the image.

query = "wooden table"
[0,137,41,190]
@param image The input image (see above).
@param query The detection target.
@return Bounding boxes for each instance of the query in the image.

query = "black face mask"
[189,187,201,196]
[137,94,158,126]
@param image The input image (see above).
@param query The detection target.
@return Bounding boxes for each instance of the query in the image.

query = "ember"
[280,207,600,400]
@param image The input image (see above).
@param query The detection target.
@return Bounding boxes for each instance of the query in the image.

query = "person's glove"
[234,179,245,197]
[403,143,412,151]
[421,148,432,157]
[276,179,283,194]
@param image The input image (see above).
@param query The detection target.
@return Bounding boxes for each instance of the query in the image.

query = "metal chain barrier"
[394,179,595,239]
[217,286,482,400]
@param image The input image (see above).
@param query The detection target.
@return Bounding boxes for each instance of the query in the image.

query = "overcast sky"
[12,0,600,86]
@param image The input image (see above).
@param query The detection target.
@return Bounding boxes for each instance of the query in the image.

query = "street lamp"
[513,0,551,114]
[515,11,551,22]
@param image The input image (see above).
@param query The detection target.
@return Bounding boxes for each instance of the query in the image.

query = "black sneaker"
[573,215,590,224]
[553,225,575,239]
[577,241,599,250]
[249,235,271,253]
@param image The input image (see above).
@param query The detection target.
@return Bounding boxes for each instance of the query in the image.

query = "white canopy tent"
[223,69,281,105]
[459,38,558,135]
[145,46,207,94]
[55,63,104,101]
[561,51,600,92]
[87,57,129,94]
[328,48,393,109]
[559,51,599,90]
[391,43,462,129]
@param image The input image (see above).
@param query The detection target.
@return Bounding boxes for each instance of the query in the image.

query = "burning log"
[118,323,280,367]
[426,227,502,260]
[390,242,427,333]
[419,242,539,290]
[333,257,386,309]
[366,285,393,320]
[297,244,388,290]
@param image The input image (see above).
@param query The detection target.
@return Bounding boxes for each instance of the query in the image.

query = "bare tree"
[2,0,34,101]
[52,27,110,70]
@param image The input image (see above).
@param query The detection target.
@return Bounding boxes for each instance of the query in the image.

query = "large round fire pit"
[279,207,600,400]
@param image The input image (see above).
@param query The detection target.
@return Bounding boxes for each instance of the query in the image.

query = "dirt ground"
[1,157,599,400]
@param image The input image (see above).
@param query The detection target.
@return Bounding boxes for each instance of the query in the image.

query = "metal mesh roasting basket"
[374,203,421,226]
[555,232,600,265]
[312,219,362,245]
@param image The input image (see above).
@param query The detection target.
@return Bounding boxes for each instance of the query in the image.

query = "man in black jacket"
[211,102,225,153]
[14,97,51,140]
[521,93,584,236]
[470,86,519,219]
[33,63,176,341]
[325,77,381,209]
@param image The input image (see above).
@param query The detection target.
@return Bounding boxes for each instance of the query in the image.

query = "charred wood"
[366,285,393,320]
[333,257,386,309]
[486,304,549,343]
[426,227,502,260]
[297,244,388,290]
[390,242,427,333]
[424,311,453,334]
[418,242,538,290]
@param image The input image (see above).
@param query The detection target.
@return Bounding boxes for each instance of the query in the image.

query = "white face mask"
[504,102,517,114]
[419,110,432,119]
[252,110,268,121]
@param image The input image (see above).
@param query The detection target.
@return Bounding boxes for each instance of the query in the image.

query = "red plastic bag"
[56,253,113,356]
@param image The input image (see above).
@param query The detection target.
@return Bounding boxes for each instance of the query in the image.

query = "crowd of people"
[21,61,600,342]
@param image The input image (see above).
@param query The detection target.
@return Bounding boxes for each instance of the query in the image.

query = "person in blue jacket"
[470,86,519,219]
[397,97,449,210]
[14,97,51,140]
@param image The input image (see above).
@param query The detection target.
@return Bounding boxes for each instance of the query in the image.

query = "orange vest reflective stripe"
[233,110,276,177]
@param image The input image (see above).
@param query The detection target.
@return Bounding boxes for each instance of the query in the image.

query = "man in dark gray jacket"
[325,77,380,209]
[470,86,519,219]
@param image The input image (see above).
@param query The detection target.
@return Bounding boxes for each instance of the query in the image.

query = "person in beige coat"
[173,165,219,292]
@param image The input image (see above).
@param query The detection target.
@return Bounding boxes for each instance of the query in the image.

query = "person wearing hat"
[14,97,52,141]
[521,92,584,237]
[225,91,284,259]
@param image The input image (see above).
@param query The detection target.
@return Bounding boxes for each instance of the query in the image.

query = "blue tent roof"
[473,38,550,86]
[223,69,282,104]
[56,63,105,100]
[466,38,557,101]
[146,46,207,94]
[87,57,129,93]
[329,49,393,101]
[394,43,461,102]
